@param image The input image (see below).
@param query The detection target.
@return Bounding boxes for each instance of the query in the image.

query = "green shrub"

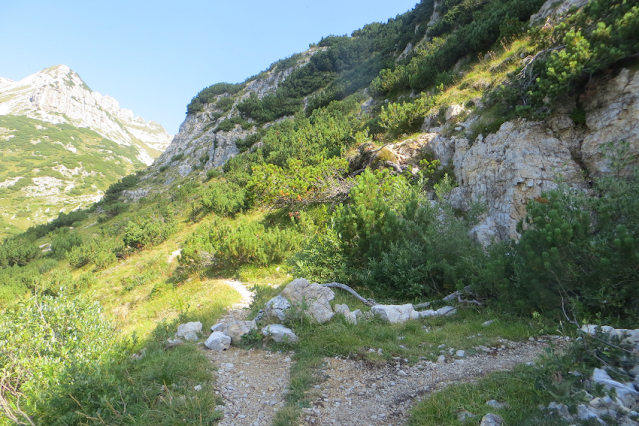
[29,209,88,238]
[181,220,304,270]
[186,82,244,113]
[247,158,349,207]
[0,294,219,425]
[289,227,348,283]
[103,201,129,217]
[66,236,123,270]
[480,162,639,325]
[206,168,223,180]
[379,95,439,136]
[170,153,185,162]
[332,169,484,298]
[0,265,41,306]
[0,293,118,422]
[216,96,235,112]
[123,215,177,249]
[201,180,246,216]
[101,174,140,204]
[50,229,83,260]
[0,237,40,267]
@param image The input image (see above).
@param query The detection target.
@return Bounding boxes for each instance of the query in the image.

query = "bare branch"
[322,282,376,306]
[458,295,483,306]
[517,46,565,80]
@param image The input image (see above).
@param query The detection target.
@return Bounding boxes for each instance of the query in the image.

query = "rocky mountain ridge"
[0,65,173,164]
[128,0,638,246]
[0,65,173,237]
[148,47,322,181]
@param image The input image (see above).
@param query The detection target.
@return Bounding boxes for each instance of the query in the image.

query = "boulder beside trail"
[176,321,202,341]
[224,320,257,345]
[263,295,291,322]
[280,278,335,324]
[205,332,231,351]
[334,304,362,324]
[262,324,298,343]
[371,304,419,324]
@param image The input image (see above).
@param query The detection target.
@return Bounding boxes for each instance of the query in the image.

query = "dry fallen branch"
[458,295,483,306]
[517,46,565,80]
[322,282,376,307]
[0,372,36,426]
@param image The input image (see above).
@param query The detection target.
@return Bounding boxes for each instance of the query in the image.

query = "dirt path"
[204,280,292,426]
[300,337,567,426]
[205,281,566,426]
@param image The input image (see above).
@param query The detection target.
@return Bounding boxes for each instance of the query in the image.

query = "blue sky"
[1,0,419,134]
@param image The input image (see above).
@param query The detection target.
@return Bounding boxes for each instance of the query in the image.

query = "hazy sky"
[1,0,419,134]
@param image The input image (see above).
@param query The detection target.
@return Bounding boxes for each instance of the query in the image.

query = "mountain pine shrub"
[201,180,246,216]
[480,163,639,326]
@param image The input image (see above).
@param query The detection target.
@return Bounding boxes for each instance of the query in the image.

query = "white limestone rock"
[280,278,335,324]
[224,320,257,345]
[334,304,350,316]
[210,323,228,333]
[592,368,639,408]
[262,324,298,343]
[371,304,419,324]
[263,295,291,322]
[205,332,231,351]
[176,321,202,341]
[480,413,504,426]
[445,104,466,121]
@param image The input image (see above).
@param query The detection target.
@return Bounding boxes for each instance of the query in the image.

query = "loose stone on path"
[205,347,292,426]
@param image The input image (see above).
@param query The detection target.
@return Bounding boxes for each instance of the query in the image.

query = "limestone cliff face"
[424,68,639,245]
[150,47,322,181]
[0,65,173,164]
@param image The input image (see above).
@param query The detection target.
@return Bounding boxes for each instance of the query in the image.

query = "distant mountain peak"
[0,76,15,90]
[0,65,173,162]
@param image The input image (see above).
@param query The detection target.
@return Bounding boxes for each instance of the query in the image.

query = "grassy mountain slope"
[0,115,146,238]
[0,65,173,237]
[1,0,639,425]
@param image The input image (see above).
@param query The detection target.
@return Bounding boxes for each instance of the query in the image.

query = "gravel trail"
[204,280,291,426]
[301,337,567,426]
[205,281,566,426]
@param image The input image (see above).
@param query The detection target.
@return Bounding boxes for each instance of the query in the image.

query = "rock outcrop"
[420,68,639,245]
[149,47,323,182]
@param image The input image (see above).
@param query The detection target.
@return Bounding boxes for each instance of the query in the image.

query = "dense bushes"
[101,174,140,205]
[180,219,304,269]
[0,293,118,424]
[29,209,88,238]
[201,180,246,216]
[186,82,244,113]
[378,94,439,135]
[290,170,483,298]
[247,158,349,207]
[0,294,218,425]
[123,214,177,249]
[480,165,639,326]
[67,235,123,270]
[50,229,83,259]
[0,236,39,267]
[491,0,639,117]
